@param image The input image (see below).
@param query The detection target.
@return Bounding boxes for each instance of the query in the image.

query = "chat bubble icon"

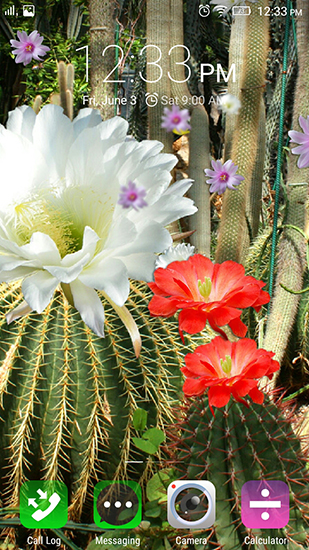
[93,481,142,529]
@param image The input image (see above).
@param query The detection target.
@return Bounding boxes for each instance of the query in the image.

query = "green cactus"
[0,281,212,521]
[170,396,309,549]
[263,0,309,367]
[216,0,269,264]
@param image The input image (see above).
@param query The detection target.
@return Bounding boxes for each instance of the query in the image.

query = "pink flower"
[118,180,147,211]
[10,30,50,66]
[161,105,191,134]
[288,115,309,169]
[204,159,244,194]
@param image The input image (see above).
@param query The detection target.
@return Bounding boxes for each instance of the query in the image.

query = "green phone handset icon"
[20,481,68,528]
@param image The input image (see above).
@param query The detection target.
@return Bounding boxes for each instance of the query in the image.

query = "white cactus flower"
[155,243,195,269]
[219,94,241,115]
[0,105,197,353]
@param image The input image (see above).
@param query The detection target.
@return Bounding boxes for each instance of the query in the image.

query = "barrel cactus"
[169,396,309,549]
[0,103,199,522]
[0,281,213,521]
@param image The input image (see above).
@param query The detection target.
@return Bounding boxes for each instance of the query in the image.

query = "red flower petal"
[178,308,208,336]
[148,254,270,340]
[208,384,231,408]
[248,385,265,404]
[183,377,207,396]
[181,336,280,410]
[148,295,179,316]
[228,317,248,337]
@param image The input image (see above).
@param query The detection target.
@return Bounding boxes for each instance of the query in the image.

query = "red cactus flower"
[148,254,269,341]
[182,336,280,410]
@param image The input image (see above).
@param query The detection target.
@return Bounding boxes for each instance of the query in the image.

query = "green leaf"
[132,437,157,454]
[142,428,165,447]
[164,537,172,550]
[132,408,148,431]
[145,500,162,518]
[146,470,172,502]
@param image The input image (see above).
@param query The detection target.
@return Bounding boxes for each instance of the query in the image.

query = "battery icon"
[232,6,251,15]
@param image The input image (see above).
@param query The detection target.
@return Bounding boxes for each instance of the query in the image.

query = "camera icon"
[167,480,215,529]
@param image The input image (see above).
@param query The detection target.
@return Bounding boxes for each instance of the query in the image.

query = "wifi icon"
[213,5,228,16]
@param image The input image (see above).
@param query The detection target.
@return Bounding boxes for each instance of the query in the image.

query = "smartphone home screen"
[0,1,309,549]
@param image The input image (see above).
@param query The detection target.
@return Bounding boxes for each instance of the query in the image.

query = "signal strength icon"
[4,5,15,15]
[213,5,228,16]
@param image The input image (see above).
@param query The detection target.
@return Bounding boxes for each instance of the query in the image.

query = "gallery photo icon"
[23,5,35,17]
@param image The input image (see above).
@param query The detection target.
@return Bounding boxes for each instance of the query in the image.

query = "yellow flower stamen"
[198,276,212,299]
[220,355,232,375]
[13,199,76,257]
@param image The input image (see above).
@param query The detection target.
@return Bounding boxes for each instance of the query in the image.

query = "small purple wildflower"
[118,180,148,211]
[10,30,50,66]
[288,115,309,169]
[161,105,191,134]
[204,159,244,194]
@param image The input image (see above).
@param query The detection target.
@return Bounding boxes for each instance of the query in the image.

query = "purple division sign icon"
[241,480,289,529]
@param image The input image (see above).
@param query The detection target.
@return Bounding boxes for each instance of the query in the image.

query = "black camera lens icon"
[167,480,215,528]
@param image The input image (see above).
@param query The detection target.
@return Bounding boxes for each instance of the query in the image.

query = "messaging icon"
[93,481,142,529]
[20,481,68,528]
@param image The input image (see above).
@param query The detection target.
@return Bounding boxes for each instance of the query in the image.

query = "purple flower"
[161,105,191,134]
[288,115,309,169]
[10,30,50,66]
[204,159,244,194]
[118,181,148,211]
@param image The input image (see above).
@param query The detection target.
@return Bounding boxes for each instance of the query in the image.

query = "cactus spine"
[263,0,309,365]
[0,283,212,520]
[216,0,269,264]
[170,397,309,549]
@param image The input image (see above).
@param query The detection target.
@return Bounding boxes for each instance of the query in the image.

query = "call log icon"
[93,481,142,529]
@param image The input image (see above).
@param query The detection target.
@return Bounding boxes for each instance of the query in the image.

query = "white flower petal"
[0,132,47,211]
[98,116,129,142]
[20,232,61,264]
[79,258,129,306]
[61,226,100,268]
[45,253,91,283]
[104,218,137,250]
[70,279,105,337]
[6,300,33,324]
[119,253,157,281]
[32,105,74,182]
[0,253,35,271]
[22,271,59,313]
[72,108,103,137]
[0,266,37,283]
[7,105,37,141]
[65,126,109,189]
[112,222,172,257]
[156,243,195,268]
[102,291,141,358]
